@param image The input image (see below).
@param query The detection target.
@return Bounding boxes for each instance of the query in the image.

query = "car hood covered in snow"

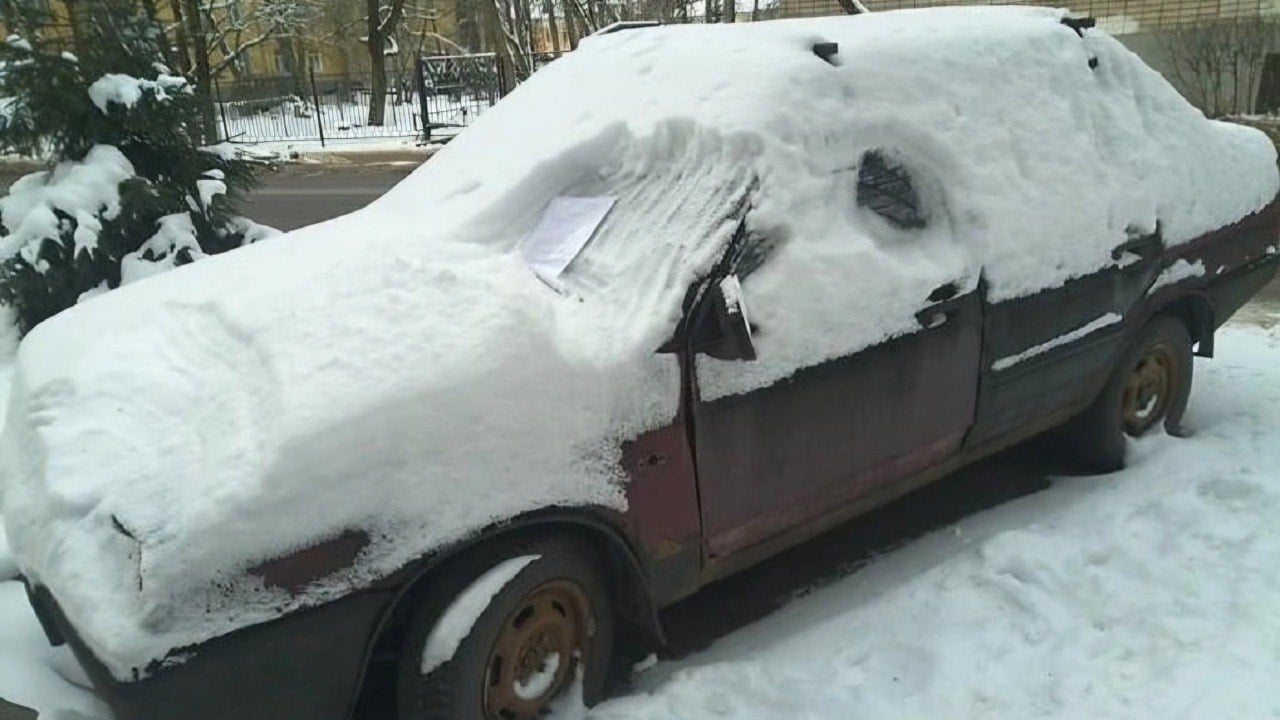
[3,8,1277,678]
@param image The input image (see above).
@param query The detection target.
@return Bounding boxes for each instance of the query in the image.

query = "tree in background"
[0,0,272,333]
[366,0,409,126]
[164,0,322,140]
[1164,17,1280,118]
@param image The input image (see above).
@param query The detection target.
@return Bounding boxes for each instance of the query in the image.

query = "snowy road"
[3,316,1280,719]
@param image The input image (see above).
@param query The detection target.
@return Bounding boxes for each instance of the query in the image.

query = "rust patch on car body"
[248,530,370,594]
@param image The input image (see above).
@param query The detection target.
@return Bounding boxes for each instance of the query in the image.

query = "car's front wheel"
[1063,314,1193,473]
[397,535,615,720]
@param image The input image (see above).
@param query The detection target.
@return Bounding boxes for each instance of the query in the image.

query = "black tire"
[1062,314,1193,474]
[396,534,615,720]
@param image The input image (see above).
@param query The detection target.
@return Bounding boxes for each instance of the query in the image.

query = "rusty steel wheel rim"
[1122,342,1177,437]
[482,579,590,720]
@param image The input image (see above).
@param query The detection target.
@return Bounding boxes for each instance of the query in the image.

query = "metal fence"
[213,71,429,145]
[213,52,565,146]
[416,51,563,142]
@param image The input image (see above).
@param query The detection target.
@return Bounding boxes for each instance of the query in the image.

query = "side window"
[857,150,926,230]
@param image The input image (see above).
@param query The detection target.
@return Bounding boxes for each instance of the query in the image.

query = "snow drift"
[2,7,1277,679]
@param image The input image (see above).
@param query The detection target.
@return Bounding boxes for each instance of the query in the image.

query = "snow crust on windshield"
[1,7,1277,679]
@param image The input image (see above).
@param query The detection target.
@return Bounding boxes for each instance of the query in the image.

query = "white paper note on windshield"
[520,196,616,280]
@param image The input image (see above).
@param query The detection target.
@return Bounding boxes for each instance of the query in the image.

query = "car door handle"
[915,294,966,329]
[1112,226,1163,270]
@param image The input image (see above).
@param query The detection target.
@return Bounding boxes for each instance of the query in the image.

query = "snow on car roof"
[3,7,1277,679]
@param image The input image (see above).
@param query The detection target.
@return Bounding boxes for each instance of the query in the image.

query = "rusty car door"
[689,290,981,558]
[687,152,983,559]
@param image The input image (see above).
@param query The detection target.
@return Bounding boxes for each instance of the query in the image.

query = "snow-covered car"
[3,8,1279,720]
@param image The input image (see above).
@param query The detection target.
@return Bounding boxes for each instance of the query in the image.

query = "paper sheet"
[519,196,616,280]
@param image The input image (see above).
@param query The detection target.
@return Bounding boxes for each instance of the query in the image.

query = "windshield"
[555,152,755,310]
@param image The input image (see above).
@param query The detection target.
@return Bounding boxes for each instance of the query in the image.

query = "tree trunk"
[544,0,561,53]
[139,0,179,70]
[517,0,532,55]
[457,0,482,51]
[167,0,192,75]
[294,39,310,90]
[367,0,388,126]
[278,36,308,97]
[562,0,580,49]
[565,0,591,42]
[483,0,518,91]
[61,0,90,58]
[366,0,408,126]
[180,0,218,142]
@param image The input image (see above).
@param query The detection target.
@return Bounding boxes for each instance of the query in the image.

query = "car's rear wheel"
[397,535,615,720]
[1062,314,1193,473]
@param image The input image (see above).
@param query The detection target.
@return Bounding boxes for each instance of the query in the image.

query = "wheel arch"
[346,508,663,718]
[1147,291,1215,358]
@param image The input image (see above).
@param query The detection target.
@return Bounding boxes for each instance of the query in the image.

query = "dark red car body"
[24,193,1280,720]
[15,11,1280,717]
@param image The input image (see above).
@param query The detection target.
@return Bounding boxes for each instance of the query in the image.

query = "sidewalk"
[266,141,443,169]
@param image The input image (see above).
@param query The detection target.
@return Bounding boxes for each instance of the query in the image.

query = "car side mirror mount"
[691,274,757,361]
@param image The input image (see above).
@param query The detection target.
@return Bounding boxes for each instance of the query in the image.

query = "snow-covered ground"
[237,136,440,163]
[2,314,1280,718]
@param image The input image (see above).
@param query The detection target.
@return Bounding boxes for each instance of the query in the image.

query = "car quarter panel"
[969,198,1280,451]
[1156,199,1280,329]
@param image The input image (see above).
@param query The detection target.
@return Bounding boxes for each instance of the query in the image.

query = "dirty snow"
[2,8,1277,680]
[420,555,539,675]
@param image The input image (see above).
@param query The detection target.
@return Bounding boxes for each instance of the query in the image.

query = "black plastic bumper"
[25,583,396,720]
